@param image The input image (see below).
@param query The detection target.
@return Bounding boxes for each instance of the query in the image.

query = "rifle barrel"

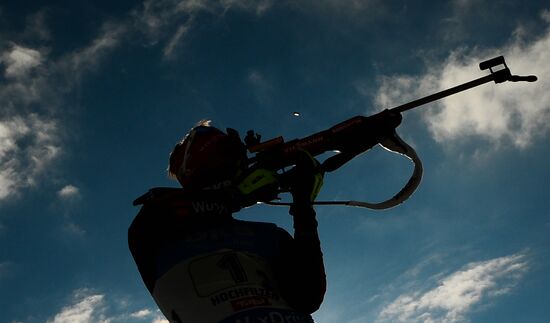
[391,73,497,113]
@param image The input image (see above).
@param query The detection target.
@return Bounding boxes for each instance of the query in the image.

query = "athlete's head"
[168,120,247,189]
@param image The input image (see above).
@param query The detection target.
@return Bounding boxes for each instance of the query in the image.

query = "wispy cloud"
[58,184,80,199]
[375,10,550,151]
[152,316,169,323]
[0,113,59,200]
[0,17,125,202]
[1,45,42,78]
[48,290,108,323]
[133,0,273,58]
[56,184,85,235]
[61,222,86,237]
[377,252,528,323]
[48,289,163,323]
[163,18,195,58]
[63,21,127,81]
[130,309,153,318]
[130,308,169,322]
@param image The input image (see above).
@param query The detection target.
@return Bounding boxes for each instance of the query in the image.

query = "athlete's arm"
[273,207,326,314]
[274,150,327,313]
[128,202,166,293]
[128,193,190,294]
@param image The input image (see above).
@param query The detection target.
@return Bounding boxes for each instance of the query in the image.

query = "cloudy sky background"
[1,0,549,322]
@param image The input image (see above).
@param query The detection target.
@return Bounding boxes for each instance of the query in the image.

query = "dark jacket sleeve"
[128,203,160,293]
[128,198,189,294]
[274,207,327,314]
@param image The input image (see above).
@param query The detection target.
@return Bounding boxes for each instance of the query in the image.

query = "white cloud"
[58,185,80,199]
[0,45,48,108]
[62,222,86,236]
[1,45,42,78]
[0,117,30,158]
[0,168,17,200]
[0,114,60,200]
[66,22,127,80]
[130,309,153,318]
[0,19,125,202]
[375,12,550,150]
[152,315,169,323]
[57,185,84,236]
[163,19,194,58]
[377,253,528,323]
[48,289,164,323]
[129,308,167,322]
[48,292,108,323]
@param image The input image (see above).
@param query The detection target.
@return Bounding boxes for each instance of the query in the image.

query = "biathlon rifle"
[243,56,537,210]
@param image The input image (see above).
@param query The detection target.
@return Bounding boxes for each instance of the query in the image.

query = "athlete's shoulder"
[133,187,188,206]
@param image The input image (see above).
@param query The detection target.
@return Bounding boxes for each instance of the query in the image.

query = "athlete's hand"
[288,150,324,206]
[367,109,402,137]
[286,150,323,229]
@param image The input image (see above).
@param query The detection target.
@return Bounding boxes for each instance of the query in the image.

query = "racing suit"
[128,188,326,323]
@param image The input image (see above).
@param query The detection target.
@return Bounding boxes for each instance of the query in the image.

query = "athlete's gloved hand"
[370,109,402,132]
[286,150,323,230]
[288,150,324,206]
[286,151,323,231]
[361,109,402,148]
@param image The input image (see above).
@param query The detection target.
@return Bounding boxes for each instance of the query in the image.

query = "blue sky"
[1,1,549,322]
